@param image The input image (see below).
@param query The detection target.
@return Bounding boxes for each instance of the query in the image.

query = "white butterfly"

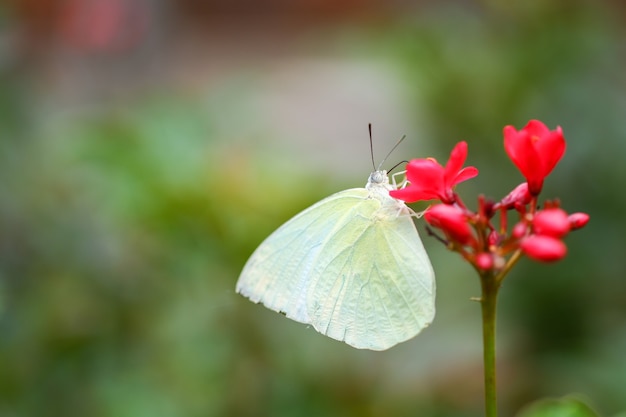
[236,136,435,350]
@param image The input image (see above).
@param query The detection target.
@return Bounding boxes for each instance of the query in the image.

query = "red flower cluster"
[391,120,589,271]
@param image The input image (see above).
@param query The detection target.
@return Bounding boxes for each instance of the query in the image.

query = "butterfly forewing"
[236,189,369,324]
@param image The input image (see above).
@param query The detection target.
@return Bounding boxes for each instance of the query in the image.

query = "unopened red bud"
[512,222,527,239]
[476,253,494,270]
[487,230,500,246]
[480,197,496,218]
[533,208,570,238]
[424,204,475,246]
[568,212,590,230]
[521,235,567,262]
[496,182,531,210]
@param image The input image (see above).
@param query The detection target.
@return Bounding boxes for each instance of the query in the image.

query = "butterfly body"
[236,170,435,350]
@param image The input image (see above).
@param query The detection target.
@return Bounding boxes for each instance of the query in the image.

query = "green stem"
[481,274,499,417]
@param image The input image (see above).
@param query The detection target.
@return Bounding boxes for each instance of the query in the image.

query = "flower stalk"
[480,270,499,417]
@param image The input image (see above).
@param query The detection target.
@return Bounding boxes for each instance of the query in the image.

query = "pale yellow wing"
[236,182,435,350]
[236,189,370,325]
[306,192,435,350]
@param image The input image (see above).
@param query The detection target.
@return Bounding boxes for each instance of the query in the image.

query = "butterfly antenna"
[368,123,376,171]
[377,134,407,170]
[388,159,409,174]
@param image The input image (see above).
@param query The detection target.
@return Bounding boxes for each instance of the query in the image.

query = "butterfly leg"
[391,170,408,190]
[390,170,428,219]
[395,204,428,219]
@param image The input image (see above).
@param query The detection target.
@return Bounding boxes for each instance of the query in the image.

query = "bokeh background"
[0,0,624,416]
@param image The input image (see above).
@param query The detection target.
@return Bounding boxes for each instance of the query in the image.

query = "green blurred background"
[0,1,624,416]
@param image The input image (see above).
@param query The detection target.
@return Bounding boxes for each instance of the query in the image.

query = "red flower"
[503,120,566,195]
[520,235,567,262]
[424,204,475,246]
[390,141,479,204]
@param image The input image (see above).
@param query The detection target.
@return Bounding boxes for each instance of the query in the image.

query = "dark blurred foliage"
[0,0,625,416]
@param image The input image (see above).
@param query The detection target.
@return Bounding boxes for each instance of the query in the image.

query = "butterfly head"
[366,170,391,190]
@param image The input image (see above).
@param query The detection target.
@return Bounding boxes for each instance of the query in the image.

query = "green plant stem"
[481,274,499,417]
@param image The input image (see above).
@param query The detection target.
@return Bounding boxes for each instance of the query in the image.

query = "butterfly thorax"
[365,170,408,215]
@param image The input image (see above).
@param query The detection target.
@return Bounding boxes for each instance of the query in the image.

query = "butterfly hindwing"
[306,191,435,350]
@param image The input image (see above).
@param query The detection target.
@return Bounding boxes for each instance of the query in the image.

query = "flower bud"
[520,235,567,262]
[424,204,475,246]
[476,253,494,270]
[512,222,527,239]
[487,230,500,246]
[568,212,590,230]
[532,208,570,238]
[495,182,531,210]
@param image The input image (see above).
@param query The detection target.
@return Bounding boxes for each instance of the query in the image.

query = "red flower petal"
[535,127,566,177]
[504,127,543,193]
[390,160,443,202]
[405,159,444,194]
[444,141,468,186]
[524,119,551,137]
[389,186,439,202]
[453,166,479,185]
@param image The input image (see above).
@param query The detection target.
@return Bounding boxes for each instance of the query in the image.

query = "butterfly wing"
[236,188,435,350]
[236,189,369,325]
[306,191,434,350]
